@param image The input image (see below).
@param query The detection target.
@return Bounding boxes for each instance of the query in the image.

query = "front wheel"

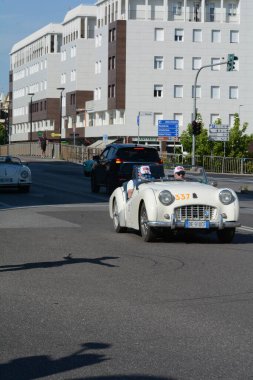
[139,203,156,242]
[112,199,126,233]
[217,228,235,243]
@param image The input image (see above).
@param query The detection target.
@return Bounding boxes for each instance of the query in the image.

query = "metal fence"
[1,143,253,175]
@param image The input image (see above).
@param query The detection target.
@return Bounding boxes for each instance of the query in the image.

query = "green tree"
[226,113,252,157]
[180,114,253,158]
[180,114,213,156]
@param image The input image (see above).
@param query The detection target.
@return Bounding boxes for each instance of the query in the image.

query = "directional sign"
[209,124,229,141]
[158,120,179,138]
[51,133,61,137]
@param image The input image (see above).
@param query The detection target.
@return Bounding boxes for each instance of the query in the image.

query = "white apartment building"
[60,5,96,141]
[10,23,63,142]
[10,5,96,143]
[85,0,253,143]
[9,0,253,146]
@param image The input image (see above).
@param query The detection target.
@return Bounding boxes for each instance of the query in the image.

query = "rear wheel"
[91,173,100,193]
[112,199,126,233]
[139,203,156,242]
[217,228,235,243]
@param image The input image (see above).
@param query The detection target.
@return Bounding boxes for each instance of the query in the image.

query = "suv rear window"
[116,147,159,162]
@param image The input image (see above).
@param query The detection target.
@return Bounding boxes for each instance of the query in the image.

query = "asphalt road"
[0,159,253,380]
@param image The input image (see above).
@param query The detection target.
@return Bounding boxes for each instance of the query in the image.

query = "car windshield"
[165,165,208,183]
[0,156,21,165]
[116,147,159,162]
[134,165,208,184]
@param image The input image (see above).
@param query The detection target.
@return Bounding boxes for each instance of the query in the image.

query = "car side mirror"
[93,155,100,161]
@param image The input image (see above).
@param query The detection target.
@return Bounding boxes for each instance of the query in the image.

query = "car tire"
[91,173,100,193]
[139,202,156,242]
[112,199,126,233]
[217,228,235,243]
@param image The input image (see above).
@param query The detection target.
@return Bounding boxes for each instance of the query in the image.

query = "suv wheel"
[91,173,100,193]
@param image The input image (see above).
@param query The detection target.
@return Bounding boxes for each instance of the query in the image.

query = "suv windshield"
[116,147,159,162]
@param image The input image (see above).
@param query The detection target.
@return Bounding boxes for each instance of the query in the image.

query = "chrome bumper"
[147,214,241,230]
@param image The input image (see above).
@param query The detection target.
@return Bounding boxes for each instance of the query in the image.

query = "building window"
[154,113,163,127]
[211,86,220,99]
[155,28,164,41]
[154,85,163,98]
[154,56,164,70]
[229,86,238,99]
[193,29,202,42]
[174,57,183,70]
[173,113,183,128]
[211,58,221,71]
[109,28,116,42]
[230,30,239,43]
[228,3,237,16]
[211,114,220,124]
[174,85,183,98]
[70,93,76,105]
[172,2,182,16]
[212,30,221,43]
[192,85,201,98]
[192,57,201,70]
[175,29,184,41]
[108,84,115,98]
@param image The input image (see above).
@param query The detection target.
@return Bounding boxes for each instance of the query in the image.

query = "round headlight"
[21,170,29,179]
[158,190,174,206]
[219,189,234,205]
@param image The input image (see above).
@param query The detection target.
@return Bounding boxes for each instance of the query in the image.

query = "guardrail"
[1,143,253,174]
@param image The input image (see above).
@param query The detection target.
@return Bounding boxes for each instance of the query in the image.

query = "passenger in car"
[127,165,152,199]
[174,166,186,180]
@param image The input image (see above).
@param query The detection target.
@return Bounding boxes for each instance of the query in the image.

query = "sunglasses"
[176,171,185,176]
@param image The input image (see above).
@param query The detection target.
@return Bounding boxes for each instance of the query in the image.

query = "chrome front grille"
[174,205,217,221]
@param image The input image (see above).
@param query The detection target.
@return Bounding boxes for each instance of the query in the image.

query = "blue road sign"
[158,120,179,137]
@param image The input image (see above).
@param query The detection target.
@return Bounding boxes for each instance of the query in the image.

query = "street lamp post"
[57,87,65,157]
[28,93,35,156]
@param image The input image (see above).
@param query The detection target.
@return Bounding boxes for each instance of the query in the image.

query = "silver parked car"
[0,155,32,192]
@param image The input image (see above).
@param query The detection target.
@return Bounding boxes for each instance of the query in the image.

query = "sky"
[0,0,94,95]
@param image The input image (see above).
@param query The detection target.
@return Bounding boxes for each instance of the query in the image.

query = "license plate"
[185,220,209,229]
[0,178,13,183]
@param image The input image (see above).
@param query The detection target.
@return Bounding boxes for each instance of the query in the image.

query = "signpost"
[158,120,179,154]
[158,120,179,140]
[51,133,61,137]
[209,124,229,141]
[209,124,229,159]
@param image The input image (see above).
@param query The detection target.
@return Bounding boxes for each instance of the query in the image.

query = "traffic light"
[192,120,202,135]
[227,53,238,71]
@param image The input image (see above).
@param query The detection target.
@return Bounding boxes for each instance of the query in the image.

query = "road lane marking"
[238,226,253,233]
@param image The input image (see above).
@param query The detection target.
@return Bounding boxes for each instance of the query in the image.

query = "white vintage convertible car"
[109,164,240,243]
[0,155,32,192]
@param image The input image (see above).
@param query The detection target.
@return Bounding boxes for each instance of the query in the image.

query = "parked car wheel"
[112,199,126,233]
[91,173,100,193]
[139,202,156,242]
[217,228,235,243]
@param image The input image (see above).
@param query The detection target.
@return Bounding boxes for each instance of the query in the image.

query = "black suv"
[90,143,163,194]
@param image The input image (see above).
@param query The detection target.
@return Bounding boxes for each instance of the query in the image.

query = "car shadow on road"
[0,342,110,380]
[0,254,119,272]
